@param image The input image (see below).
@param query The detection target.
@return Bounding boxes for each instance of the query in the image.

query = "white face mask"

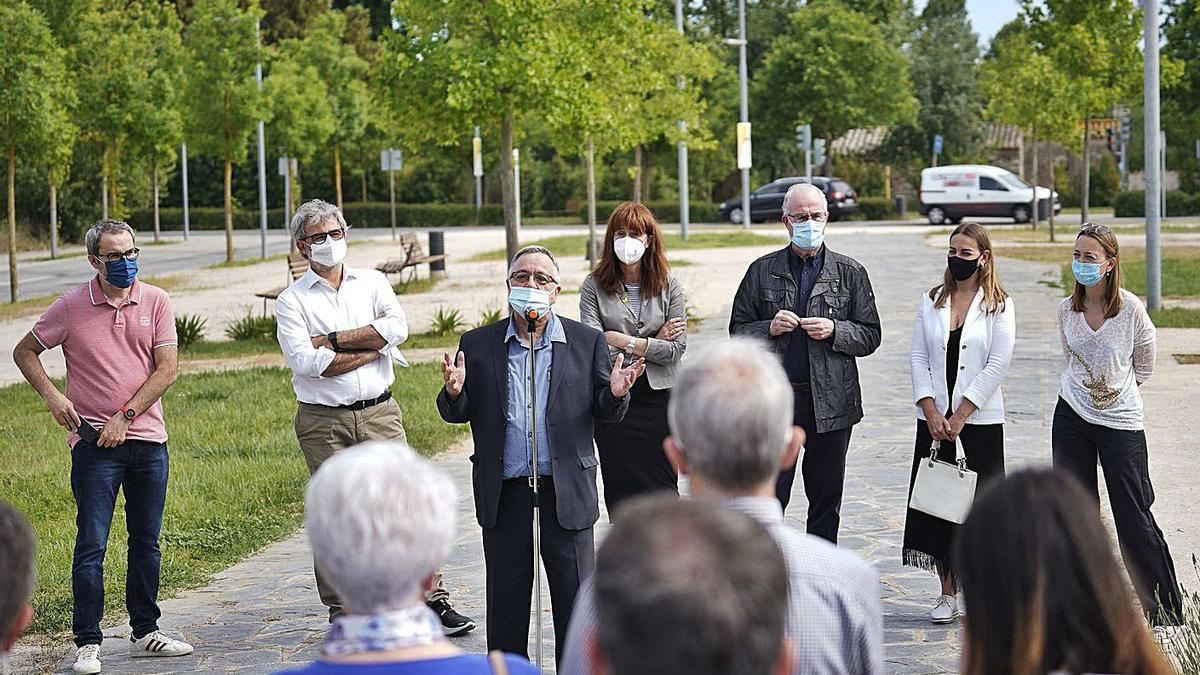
[308,236,348,267]
[613,236,646,265]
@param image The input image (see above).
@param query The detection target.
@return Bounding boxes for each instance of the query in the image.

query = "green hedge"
[577,200,723,225]
[1112,190,1200,218]
[128,202,505,231]
[850,196,894,221]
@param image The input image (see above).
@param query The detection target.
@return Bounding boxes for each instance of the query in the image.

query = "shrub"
[225,312,278,341]
[578,200,722,225]
[174,314,208,348]
[1112,190,1200,218]
[128,202,505,232]
[476,306,505,328]
[852,196,894,221]
[431,307,466,336]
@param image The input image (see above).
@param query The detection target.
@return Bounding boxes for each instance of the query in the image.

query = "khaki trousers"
[294,397,450,619]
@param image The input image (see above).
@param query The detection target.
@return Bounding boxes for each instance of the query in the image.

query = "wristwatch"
[327,332,341,352]
[624,336,637,357]
[120,407,137,421]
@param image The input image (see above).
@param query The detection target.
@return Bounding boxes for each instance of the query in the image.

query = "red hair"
[593,202,670,297]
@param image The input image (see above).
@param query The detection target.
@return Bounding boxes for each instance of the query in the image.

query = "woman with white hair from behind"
[275,442,539,675]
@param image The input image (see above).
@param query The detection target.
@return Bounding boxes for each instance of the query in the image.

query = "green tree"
[264,54,335,211]
[0,1,74,301]
[1164,0,1200,191]
[183,0,263,262]
[260,0,324,43]
[752,0,918,176]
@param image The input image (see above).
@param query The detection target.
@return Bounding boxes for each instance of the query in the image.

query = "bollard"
[428,230,447,279]
[894,195,907,217]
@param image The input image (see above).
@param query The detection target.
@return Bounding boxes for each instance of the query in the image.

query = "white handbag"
[909,437,978,525]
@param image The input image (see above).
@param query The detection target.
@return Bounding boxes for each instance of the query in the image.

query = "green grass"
[932,223,1200,243]
[522,215,583,226]
[469,231,784,262]
[0,363,466,636]
[1149,308,1200,328]
[207,252,289,269]
[392,276,441,295]
[179,338,280,361]
[1,275,191,322]
[404,330,467,350]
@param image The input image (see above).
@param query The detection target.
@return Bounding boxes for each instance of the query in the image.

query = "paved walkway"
[18,229,1196,674]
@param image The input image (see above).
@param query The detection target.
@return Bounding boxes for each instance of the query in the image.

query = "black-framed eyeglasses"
[784,211,829,224]
[509,271,558,288]
[95,247,140,263]
[1080,222,1111,235]
[300,228,348,245]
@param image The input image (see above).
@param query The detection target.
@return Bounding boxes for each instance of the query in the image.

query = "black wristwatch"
[327,332,341,352]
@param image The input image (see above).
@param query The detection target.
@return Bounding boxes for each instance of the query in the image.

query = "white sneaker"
[930,594,959,624]
[72,644,101,674]
[129,631,193,658]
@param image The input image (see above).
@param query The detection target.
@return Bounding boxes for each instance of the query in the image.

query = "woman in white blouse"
[904,222,1014,624]
[1052,222,1182,634]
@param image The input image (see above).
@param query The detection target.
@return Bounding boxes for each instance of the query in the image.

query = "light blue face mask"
[790,219,824,250]
[1072,258,1109,287]
[508,286,552,319]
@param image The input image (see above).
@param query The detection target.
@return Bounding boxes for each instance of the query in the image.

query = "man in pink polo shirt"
[12,219,193,675]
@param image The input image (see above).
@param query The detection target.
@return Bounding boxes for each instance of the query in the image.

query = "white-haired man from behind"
[275,441,538,675]
[560,338,885,675]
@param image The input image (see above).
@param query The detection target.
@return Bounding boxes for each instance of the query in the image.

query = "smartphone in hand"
[77,418,101,445]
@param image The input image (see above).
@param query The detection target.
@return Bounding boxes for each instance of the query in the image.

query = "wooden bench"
[254,249,309,314]
[376,231,447,282]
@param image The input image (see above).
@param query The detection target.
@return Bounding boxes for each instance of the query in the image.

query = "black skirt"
[594,376,678,519]
[902,419,1005,578]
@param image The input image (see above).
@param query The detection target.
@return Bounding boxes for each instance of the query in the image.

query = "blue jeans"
[71,439,168,647]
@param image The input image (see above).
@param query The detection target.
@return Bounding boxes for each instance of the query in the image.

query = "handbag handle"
[927,437,968,475]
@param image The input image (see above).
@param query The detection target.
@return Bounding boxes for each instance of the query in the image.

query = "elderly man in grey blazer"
[436,245,643,660]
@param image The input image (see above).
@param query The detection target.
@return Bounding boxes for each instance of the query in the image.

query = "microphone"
[525,308,539,333]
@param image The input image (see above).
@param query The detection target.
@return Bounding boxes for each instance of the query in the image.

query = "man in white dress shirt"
[275,199,475,635]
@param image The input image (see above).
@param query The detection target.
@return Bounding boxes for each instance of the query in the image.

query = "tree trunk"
[361,171,368,203]
[1049,161,1057,243]
[224,156,234,262]
[587,136,597,266]
[152,154,161,243]
[7,145,17,302]
[101,174,109,219]
[633,144,643,203]
[334,143,343,209]
[1029,136,1039,231]
[500,109,518,263]
[642,146,651,201]
[49,181,58,260]
[1081,115,1090,225]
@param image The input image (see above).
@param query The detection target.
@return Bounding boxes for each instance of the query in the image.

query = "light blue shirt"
[503,313,566,478]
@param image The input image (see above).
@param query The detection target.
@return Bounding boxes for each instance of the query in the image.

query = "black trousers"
[482,478,595,659]
[1051,397,1183,624]
[776,387,853,543]
[595,377,677,519]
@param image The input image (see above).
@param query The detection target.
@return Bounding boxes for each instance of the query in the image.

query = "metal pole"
[525,313,544,671]
[1144,0,1162,312]
[181,142,190,240]
[283,158,292,230]
[1081,115,1090,225]
[675,0,690,240]
[255,19,268,259]
[1160,130,1167,218]
[737,0,750,231]
[389,167,397,241]
[474,126,483,214]
[805,149,812,182]
[513,148,522,235]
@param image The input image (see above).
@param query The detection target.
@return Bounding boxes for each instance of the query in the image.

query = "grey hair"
[783,182,828,213]
[289,199,347,241]
[667,338,794,491]
[595,496,789,675]
[85,219,135,256]
[304,441,457,614]
[0,501,36,650]
[508,245,561,276]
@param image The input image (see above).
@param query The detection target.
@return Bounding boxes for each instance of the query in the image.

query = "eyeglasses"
[1080,222,1111,235]
[509,271,558,288]
[300,228,348,245]
[95,247,140,263]
[784,211,829,224]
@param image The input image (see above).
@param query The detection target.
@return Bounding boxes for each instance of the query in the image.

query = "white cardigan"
[909,288,1015,425]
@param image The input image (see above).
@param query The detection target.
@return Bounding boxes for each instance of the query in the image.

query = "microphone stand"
[525,308,545,672]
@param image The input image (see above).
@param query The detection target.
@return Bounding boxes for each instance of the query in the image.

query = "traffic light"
[1120,113,1132,144]
[812,138,827,167]
[795,124,812,151]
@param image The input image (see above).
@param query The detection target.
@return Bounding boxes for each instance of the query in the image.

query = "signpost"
[796,124,812,181]
[382,148,403,241]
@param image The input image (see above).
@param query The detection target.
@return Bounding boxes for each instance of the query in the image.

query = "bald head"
[783,183,827,214]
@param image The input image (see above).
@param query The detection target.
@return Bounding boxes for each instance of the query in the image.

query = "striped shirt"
[622,282,642,319]
[559,496,884,675]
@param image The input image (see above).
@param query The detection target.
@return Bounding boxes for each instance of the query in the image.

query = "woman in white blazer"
[903,222,1015,624]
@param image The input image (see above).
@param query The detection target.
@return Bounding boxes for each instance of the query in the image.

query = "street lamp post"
[675,0,690,240]
[255,19,268,259]
[1144,0,1162,312]
[737,0,750,231]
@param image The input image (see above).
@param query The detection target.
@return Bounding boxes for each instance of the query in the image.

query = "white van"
[919,164,1060,225]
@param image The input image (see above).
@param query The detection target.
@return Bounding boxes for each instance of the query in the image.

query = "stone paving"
[20,229,1150,673]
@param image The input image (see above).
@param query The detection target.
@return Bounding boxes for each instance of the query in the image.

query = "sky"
[913,0,1021,46]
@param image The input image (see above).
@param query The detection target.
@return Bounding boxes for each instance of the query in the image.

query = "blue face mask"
[102,257,138,288]
[508,286,552,319]
[790,219,824,250]
[1072,259,1108,287]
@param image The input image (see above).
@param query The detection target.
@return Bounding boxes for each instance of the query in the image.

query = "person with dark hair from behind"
[954,469,1175,675]
[0,501,37,675]
[588,496,792,675]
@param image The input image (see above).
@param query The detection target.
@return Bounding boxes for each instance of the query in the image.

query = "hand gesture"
[655,317,687,342]
[442,351,466,400]
[769,310,801,337]
[47,391,81,432]
[799,317,835,341]
[98,412,130,448]
[609,353,645,398]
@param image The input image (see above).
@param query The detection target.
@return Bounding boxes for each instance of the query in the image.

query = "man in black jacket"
[437,245,643,659]
[729,183,881,543]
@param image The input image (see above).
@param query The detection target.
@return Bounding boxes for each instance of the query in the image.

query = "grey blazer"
[578,274,686,389]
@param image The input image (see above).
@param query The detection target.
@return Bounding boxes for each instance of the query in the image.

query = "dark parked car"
[719,176,858,224]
